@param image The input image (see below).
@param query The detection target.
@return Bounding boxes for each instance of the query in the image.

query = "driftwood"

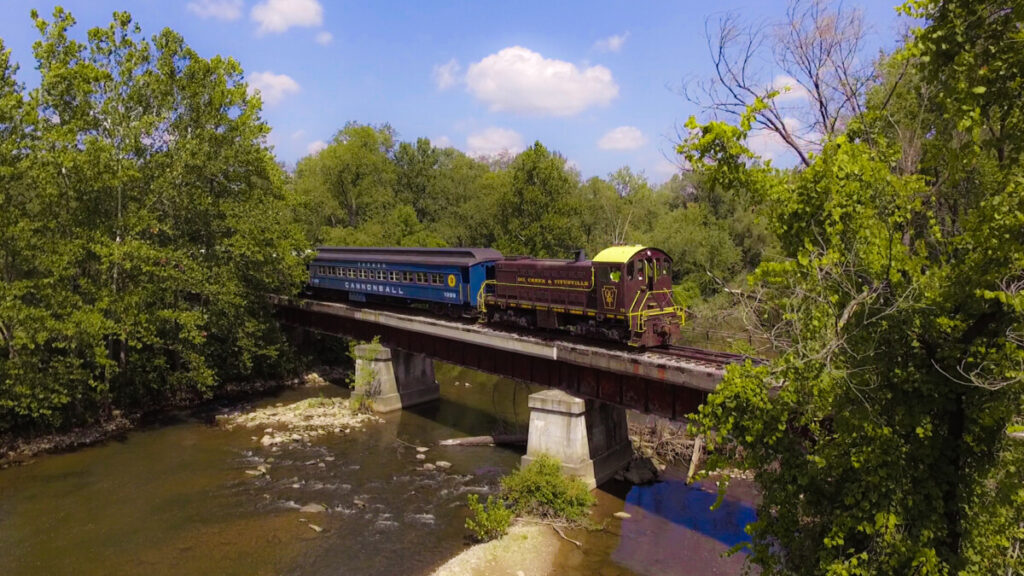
[687,434,704,484]
[519,518,583,548]
[438,435,527,447]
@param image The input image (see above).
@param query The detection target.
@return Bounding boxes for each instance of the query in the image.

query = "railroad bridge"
[274,296,750,487]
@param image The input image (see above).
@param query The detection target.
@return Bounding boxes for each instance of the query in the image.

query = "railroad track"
[656,345,765,368]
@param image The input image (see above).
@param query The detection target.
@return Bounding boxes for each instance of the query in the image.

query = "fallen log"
[438,435,527,447]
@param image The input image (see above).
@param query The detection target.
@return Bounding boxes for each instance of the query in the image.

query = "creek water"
[0,363,757,575]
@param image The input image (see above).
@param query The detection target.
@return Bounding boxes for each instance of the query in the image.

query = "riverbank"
[431,523,563,576]
[0,368,346,468]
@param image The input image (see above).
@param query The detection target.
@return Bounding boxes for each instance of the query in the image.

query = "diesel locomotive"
[306,245,683,347]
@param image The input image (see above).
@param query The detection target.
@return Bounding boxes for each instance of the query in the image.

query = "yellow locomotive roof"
[592,245,647,263]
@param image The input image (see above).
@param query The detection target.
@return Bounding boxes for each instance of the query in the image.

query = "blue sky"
[0,0,905,182]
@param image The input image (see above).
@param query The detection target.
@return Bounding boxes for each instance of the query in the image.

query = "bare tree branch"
[685,0,877,167]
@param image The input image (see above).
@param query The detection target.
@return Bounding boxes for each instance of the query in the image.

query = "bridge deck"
[274,296,741,418]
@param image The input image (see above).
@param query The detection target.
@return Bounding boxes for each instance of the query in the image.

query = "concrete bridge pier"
[352,344,438,413]
[521,389,634,490]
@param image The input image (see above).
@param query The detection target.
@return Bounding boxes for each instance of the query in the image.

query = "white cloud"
[465,46,619,117]
[466,127,524,157]
[598,126,647,150]
[307,140,327,155]
[187,0,243,20]
[315,31,333,45]
[770,74,811,103]
[291,129,306,139]
[247,71,300,105]
[433,59,461,90]
[433,135,453,148]
[251,0,323,34]
[593,32,629,53]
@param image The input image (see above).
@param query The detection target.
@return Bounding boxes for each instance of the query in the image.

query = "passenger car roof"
[314,246,504,267]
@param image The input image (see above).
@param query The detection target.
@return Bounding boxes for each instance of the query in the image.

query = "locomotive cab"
[592,245,683,347]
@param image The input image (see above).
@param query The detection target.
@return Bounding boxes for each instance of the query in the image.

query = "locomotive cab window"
[626,261,634,281]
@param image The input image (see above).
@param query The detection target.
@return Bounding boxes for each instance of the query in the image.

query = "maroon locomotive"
[483,245,684,347]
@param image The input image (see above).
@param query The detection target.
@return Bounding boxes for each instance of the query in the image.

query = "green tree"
[683,1,1024,569]
[291,122,397,243]
[493,142,582,258]
[648,203,742,297]
[394,137,441,222]
[0,9,308,432]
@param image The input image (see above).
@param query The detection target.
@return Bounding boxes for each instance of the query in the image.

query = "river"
[0,363,757,575]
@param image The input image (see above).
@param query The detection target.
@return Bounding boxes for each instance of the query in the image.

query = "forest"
[0,1,1021,574]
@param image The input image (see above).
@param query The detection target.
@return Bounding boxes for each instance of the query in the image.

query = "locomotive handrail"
[627,289,686,341]
[476,280,495,320]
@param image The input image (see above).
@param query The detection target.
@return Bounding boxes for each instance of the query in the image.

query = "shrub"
[465,494,513,542]
[499,454,596,523]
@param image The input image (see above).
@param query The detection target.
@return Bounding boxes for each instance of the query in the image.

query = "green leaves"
[492,142,583,258]
[0,8,308,432]
[685,5,1024,568]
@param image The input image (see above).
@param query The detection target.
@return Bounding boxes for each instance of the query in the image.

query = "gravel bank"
[431,524,561,576]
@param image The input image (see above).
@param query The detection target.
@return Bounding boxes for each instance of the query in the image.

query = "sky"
[0,0,907,182]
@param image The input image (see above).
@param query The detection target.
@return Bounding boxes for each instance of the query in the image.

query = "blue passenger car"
[307,247,503,310]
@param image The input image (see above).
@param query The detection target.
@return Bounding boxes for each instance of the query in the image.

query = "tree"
[291,122,397,243]
[0,9,308,432]
[394,137,441,222]
[683,1,1024,570]
[688,0,876,166]
[493,142,583,258]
